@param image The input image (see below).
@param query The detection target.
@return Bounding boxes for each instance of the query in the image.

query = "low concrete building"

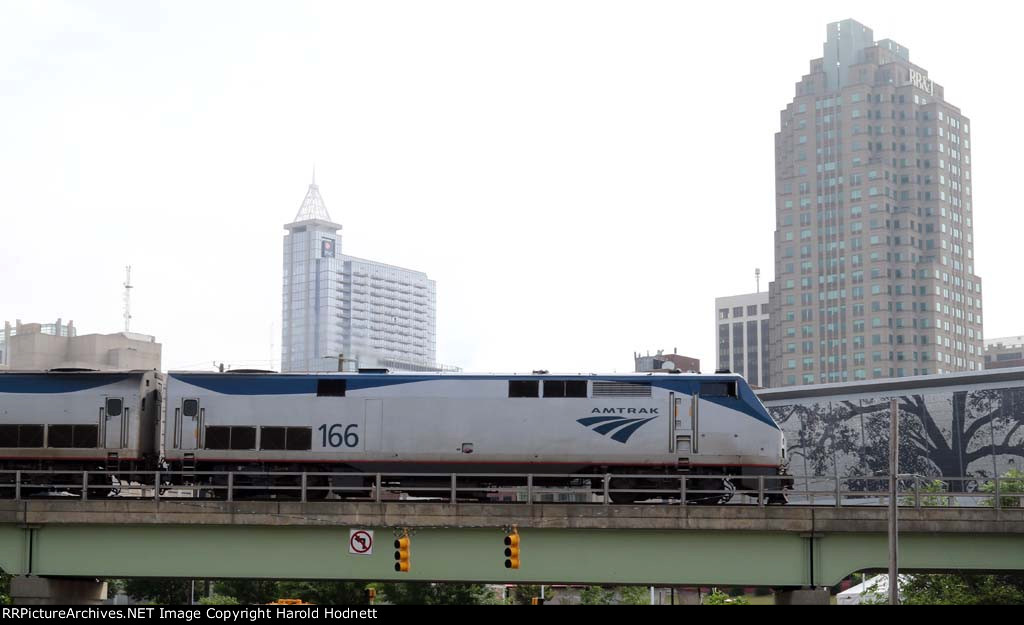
[634,349,700,373]
[984,336,1024,370]
[2,320,161,371]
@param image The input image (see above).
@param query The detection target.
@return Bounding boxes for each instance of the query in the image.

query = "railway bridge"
[1,498,1022,604]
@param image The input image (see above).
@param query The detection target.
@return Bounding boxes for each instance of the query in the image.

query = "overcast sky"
[1,1,1021,374]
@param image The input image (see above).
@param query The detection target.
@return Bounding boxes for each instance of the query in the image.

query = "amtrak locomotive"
[0,370,162,496]
[0,369,790,503]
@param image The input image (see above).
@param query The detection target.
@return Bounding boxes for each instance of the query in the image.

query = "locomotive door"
[102,397,125,449]
[364,399,382,452]
[176,398,201,450]
[670,392,697,456]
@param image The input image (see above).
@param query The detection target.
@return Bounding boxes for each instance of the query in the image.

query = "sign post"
[889,399,899,606]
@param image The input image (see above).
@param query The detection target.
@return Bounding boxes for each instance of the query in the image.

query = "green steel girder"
[815,533,1024,586]
[0,524,1021,586]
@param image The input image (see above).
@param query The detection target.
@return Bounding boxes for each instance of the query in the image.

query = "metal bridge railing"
[0,470,1019,508]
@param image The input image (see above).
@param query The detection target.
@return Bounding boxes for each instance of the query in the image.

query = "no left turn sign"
[349,529,374,555]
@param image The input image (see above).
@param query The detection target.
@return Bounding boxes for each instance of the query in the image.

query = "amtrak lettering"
[577,413,659,443]
[590,407,659,415]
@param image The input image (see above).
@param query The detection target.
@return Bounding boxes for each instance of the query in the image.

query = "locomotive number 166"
[318,423,360,449]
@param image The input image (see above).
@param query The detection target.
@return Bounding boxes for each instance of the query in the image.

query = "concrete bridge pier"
[10,576,108,605]
[774,588,831,605]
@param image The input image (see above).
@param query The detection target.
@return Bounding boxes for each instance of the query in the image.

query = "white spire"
[293,173,332,222]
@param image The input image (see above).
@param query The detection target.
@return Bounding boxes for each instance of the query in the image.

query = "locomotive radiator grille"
[592,382,652,398]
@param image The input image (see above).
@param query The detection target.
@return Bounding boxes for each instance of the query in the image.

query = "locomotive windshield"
[700,381,738,397]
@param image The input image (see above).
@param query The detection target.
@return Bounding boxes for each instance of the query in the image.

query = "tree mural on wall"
[838,396,945,483]
[963,388,1024,477]
[770,401,861,477]
[767,386,1024,484]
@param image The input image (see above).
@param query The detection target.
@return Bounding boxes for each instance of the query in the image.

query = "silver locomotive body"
[165,371,788,501]
[0,370,162,489]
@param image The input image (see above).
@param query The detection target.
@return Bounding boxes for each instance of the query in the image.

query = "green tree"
[980,468,1024,508]
[579,586,615,605]
[199,594,240,605]
[899,575,1024,605]
[900,479,954,507]
[704,589,749,605]
[276,581,371,605]
[124,578,193,605]
[0,569,11,605]
[378,583,496,605]
[616,586,649,605]
[213,580,281,605]
[509,585,541,605]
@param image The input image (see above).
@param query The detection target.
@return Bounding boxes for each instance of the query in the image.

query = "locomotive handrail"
[0,470,1019,509]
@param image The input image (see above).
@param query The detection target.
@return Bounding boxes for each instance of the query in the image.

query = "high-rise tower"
[281,175,444,373]
[768,20,983,387]
[281,177,345,372]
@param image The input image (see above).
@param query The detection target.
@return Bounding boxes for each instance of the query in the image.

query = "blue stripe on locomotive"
[0,373,132,394]
[169,373,779,430]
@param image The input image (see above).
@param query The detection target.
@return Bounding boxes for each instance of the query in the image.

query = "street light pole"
[889,398,899,606]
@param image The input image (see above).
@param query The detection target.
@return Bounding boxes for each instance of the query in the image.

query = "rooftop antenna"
[123,265,133,332]
[755,267,761,293]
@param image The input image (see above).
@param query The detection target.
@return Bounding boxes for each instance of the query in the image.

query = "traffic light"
[504,529,520,569]
[394,534,410,572]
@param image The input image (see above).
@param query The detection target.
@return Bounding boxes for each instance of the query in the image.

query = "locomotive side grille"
[592,382,652,398]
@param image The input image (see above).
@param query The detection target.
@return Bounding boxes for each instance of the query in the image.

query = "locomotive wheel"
[87,473,115,499]
[687,472,730,505]
[304,475,330,501]
[329,473,374,500]
[608,477,646,504]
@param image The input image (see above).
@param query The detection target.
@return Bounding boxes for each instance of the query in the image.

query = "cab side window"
[700,382,738,398]
[508,380,539,398]
[543,380,587,398]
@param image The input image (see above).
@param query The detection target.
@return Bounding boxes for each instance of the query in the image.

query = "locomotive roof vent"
[358,368,390,374]
[47,367,99,372]
[714,367,732,374]
[532,369,549,375]
[226,369,277,374]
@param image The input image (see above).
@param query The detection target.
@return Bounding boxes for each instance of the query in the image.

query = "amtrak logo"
[577,410,658,444]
